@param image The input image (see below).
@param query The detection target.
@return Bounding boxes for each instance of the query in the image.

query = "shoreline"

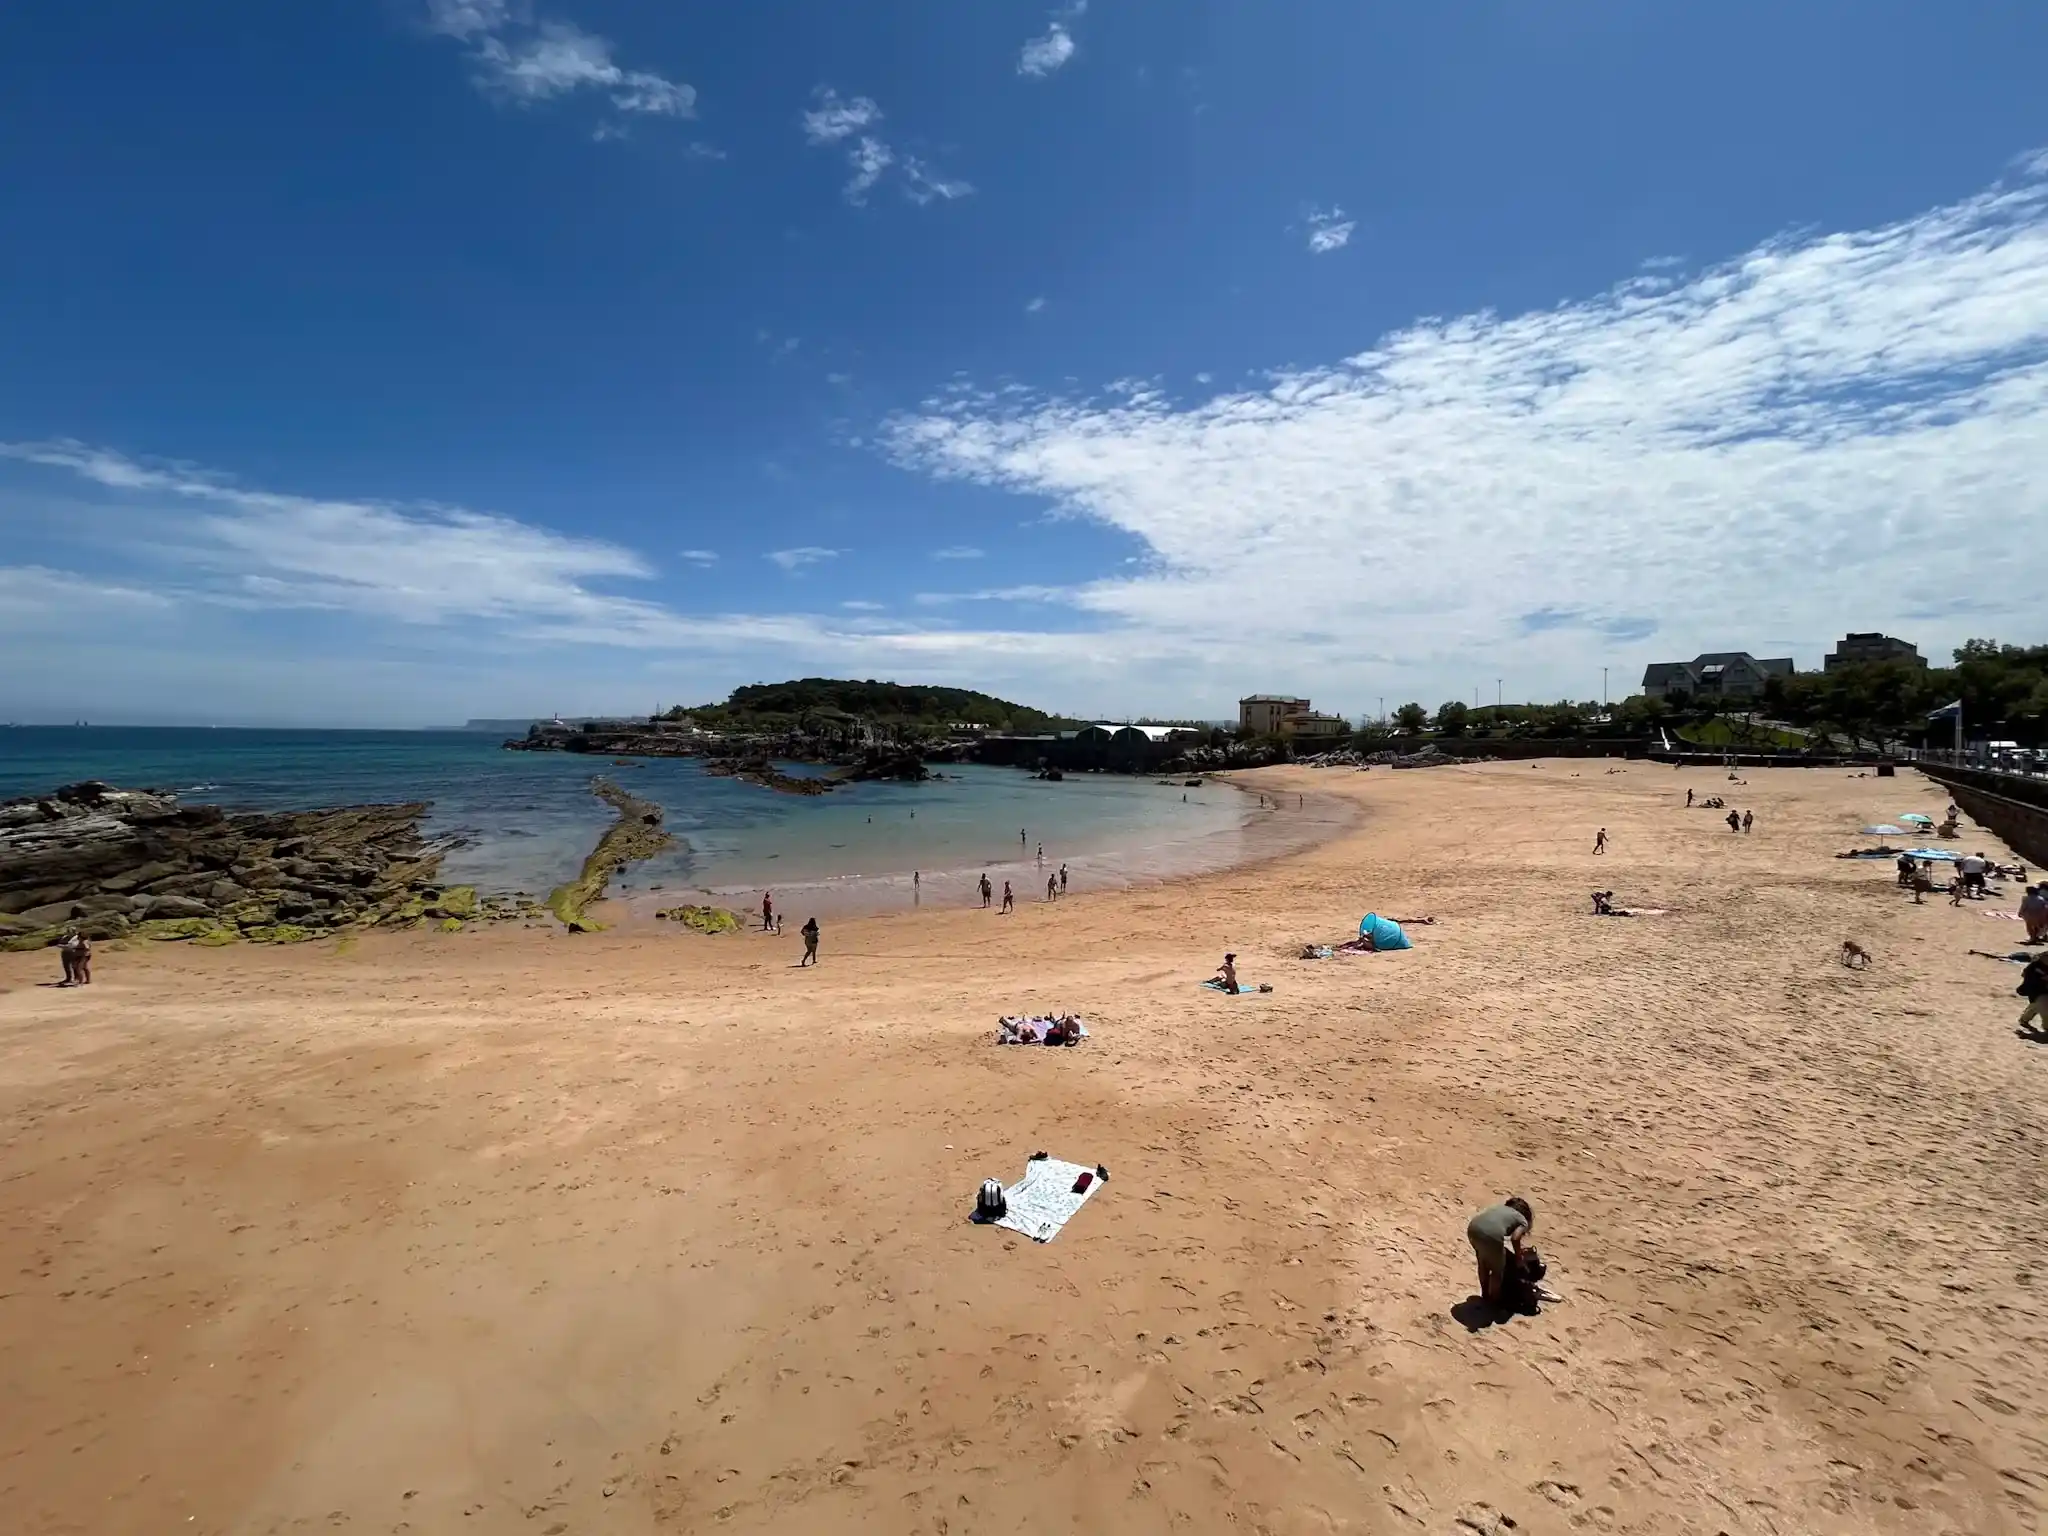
[601,772,1362,926]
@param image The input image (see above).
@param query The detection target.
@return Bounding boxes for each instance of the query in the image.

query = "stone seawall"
[1915,764,2048,867]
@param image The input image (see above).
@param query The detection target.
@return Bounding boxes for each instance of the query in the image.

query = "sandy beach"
[2,760,2043,1536]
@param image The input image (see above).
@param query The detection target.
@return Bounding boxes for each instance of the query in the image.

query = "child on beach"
[1593,828,1607,854]
[799,917,819,966]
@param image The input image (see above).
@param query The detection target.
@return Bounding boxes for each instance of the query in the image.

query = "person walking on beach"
[799,916,820,966]
[1046,873,1058,902]
[2016,952,2048,1035]
[979,872,992,908]
[1000,880,1014,913]
[1467,1197,1534,1306]
[1593,828,1608,854]
[1686,787,1694,807]
[1726,810,1741,834]
[761,891,774,931]
[1058,862,1068,895]
[1036,841,1044,868]
[1742,810,1754,833]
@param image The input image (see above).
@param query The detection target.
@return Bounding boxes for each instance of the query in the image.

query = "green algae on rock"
[545,778,675,933]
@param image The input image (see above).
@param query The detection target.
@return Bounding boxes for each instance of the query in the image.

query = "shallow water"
[0,727,1348,913]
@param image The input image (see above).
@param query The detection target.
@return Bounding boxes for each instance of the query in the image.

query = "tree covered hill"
[663,679,1076,735]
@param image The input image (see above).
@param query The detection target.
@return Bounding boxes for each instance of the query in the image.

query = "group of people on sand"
[757,893,821,964]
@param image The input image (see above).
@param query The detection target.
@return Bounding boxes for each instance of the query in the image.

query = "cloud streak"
[884,159,2048,703]
[421,2,694,124]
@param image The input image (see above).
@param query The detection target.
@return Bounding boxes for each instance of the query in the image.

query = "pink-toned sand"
[2,761,2042,1535]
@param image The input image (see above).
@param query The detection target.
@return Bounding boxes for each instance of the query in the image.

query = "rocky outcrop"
[544,779,675,933]
[0,780,530,951]
[703,758,836,796]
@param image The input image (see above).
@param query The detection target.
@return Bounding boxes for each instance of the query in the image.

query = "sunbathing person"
[1214,953,1241,994]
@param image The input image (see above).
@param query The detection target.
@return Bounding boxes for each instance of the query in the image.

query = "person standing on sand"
[1593,828,1608,854]
[2020,883,2047,942]
[1742,810,1754,833]
[979,872,992,908]
[1001,880,1014,913]
[1058,862,1068,895]
[761,891,774,931]
[799,917,820,966]
[1726,810,1741,833]
[1046,873,1058,902]
[1021,828,1027,848]
[2016,952,2048,1034]
[1686,788,1695,807]
[1467,1197,1534,1305]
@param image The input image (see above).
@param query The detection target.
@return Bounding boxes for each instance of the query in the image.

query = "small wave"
[177,782,222,793]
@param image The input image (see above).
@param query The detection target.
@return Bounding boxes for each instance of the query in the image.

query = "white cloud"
[423,0,510,39]
[1026,296,1047,314]
[1019,24,1076,78]
[421,4,693,121]
[883,158,2048,706]
[902,158,974,206]
[801,87,882,145]
[932,546,986,560]
[801,87,968,207]
[845,136,893,204]
[1305,206,1355,254]
[841,599,884,611]
[0,441,656,627]
[0,565,174,629]
[678,549,718,566]
[766,546,840,572]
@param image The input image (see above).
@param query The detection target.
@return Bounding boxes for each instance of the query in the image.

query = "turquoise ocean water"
[0,728,1336,916]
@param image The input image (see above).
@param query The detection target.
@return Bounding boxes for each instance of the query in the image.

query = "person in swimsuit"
[799,917,819,966]
[1046,873,1058,902]
[1000,880,1014,913]
[979,873,993,908]
[1593,828,1607,854]
[1058,863,1068,895]
[1467,1197,1534,1305]
[761,891,774,931]
[1215,953,1241,994]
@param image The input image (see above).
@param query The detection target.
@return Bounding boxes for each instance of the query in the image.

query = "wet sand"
[1,760,2043,1535]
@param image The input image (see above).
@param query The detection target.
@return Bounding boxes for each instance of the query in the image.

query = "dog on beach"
[1840,939,1872,970]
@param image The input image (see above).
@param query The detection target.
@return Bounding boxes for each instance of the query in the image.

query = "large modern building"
[1238,695,1350,738]
[1823,632,1925,671]
[1640,652,1796,701]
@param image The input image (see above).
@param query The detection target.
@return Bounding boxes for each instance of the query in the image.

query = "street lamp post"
[1602,667,1609,707]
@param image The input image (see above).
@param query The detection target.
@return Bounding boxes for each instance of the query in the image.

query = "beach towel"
[1202,978,1272,994]
[1359,914,1412,951]
[996,1015,1091,1044]
[1905,848,1961,862]
[977,1155,1107,1243]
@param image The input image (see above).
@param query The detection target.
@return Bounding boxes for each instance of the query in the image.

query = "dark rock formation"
[0,780,532,951]
[703,758,836,796]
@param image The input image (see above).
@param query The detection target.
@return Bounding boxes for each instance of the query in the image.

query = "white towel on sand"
[992,1157,1104,1243]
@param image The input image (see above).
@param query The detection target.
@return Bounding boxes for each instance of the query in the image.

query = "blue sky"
[3,1,2047,726]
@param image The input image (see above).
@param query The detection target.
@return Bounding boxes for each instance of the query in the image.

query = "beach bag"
[975,1179,1007,1221]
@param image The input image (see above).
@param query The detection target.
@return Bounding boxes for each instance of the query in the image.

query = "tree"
[1393,702,1429,735]
[1434,701,1470,736]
